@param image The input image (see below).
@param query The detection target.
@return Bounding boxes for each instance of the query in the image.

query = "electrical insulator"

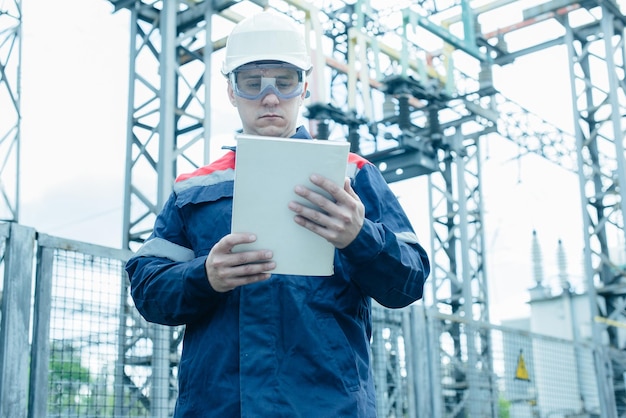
[317,121,330,140]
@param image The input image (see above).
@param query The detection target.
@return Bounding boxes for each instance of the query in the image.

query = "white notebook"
[231,134,350,276]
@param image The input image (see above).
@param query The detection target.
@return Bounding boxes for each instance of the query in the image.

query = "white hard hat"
[221,11,312,75]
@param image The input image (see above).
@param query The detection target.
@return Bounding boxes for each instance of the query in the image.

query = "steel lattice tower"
[0,0,21,223]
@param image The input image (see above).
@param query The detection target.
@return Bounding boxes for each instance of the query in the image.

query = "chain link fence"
[0,223,619,417]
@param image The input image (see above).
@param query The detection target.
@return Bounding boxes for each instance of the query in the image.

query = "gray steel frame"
[0,0,21,223]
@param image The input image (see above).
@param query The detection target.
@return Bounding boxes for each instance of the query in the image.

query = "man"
[126,10,430,417]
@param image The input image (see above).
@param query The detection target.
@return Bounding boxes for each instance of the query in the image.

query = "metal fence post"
[28,244,55,418]
[409,304,436,417]
[0,223,36,418]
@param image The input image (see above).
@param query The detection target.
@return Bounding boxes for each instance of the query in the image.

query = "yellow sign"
[515,350,530,381]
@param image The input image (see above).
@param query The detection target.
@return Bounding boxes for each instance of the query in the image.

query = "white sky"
[18,0,588,322]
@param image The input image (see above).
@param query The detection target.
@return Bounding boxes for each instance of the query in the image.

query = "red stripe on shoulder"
[175,151,236,182]
[348,152,372,169]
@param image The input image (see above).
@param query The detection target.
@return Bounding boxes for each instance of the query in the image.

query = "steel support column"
[117,0,215,415]
[427,128,495,416]
[563,3,626,416]
[0,0,21,222]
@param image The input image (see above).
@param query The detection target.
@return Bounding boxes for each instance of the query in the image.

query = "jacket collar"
[223,126,312,152]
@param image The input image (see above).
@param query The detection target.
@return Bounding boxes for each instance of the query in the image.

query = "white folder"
[231,134,350,276]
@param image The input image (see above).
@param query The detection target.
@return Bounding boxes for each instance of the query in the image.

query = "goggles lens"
[231,63,304,100]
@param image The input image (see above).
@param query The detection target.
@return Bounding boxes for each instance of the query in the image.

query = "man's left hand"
[288,174,364,249]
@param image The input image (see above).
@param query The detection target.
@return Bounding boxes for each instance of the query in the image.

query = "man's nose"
[260,91,280,104]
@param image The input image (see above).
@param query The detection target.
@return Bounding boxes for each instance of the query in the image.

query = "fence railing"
[0,222,617,417]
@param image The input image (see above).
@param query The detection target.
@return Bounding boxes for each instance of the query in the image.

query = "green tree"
[499,396,511,418]
[48,341,91,415]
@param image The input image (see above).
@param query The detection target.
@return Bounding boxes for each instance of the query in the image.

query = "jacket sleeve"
[125,193,223,326]
[339,163,430,309]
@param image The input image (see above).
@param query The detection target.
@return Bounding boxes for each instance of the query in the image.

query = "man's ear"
[301,81,310,102]
[227,82,237,106]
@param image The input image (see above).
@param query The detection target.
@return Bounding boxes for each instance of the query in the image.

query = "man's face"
[227,63,308,138]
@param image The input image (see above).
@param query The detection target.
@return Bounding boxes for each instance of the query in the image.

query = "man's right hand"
[205,233,275,292]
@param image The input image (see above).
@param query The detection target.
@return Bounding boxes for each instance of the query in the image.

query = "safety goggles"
[230,62,305,100]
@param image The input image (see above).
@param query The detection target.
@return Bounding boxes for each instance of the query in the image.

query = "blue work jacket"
[125,126,430,417]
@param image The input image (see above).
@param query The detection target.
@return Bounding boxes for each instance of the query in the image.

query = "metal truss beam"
[0,0,21,222]
[426,129,497,415]
[120,0,214,249]
[561,3,626,416]
[116,1,217,415]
